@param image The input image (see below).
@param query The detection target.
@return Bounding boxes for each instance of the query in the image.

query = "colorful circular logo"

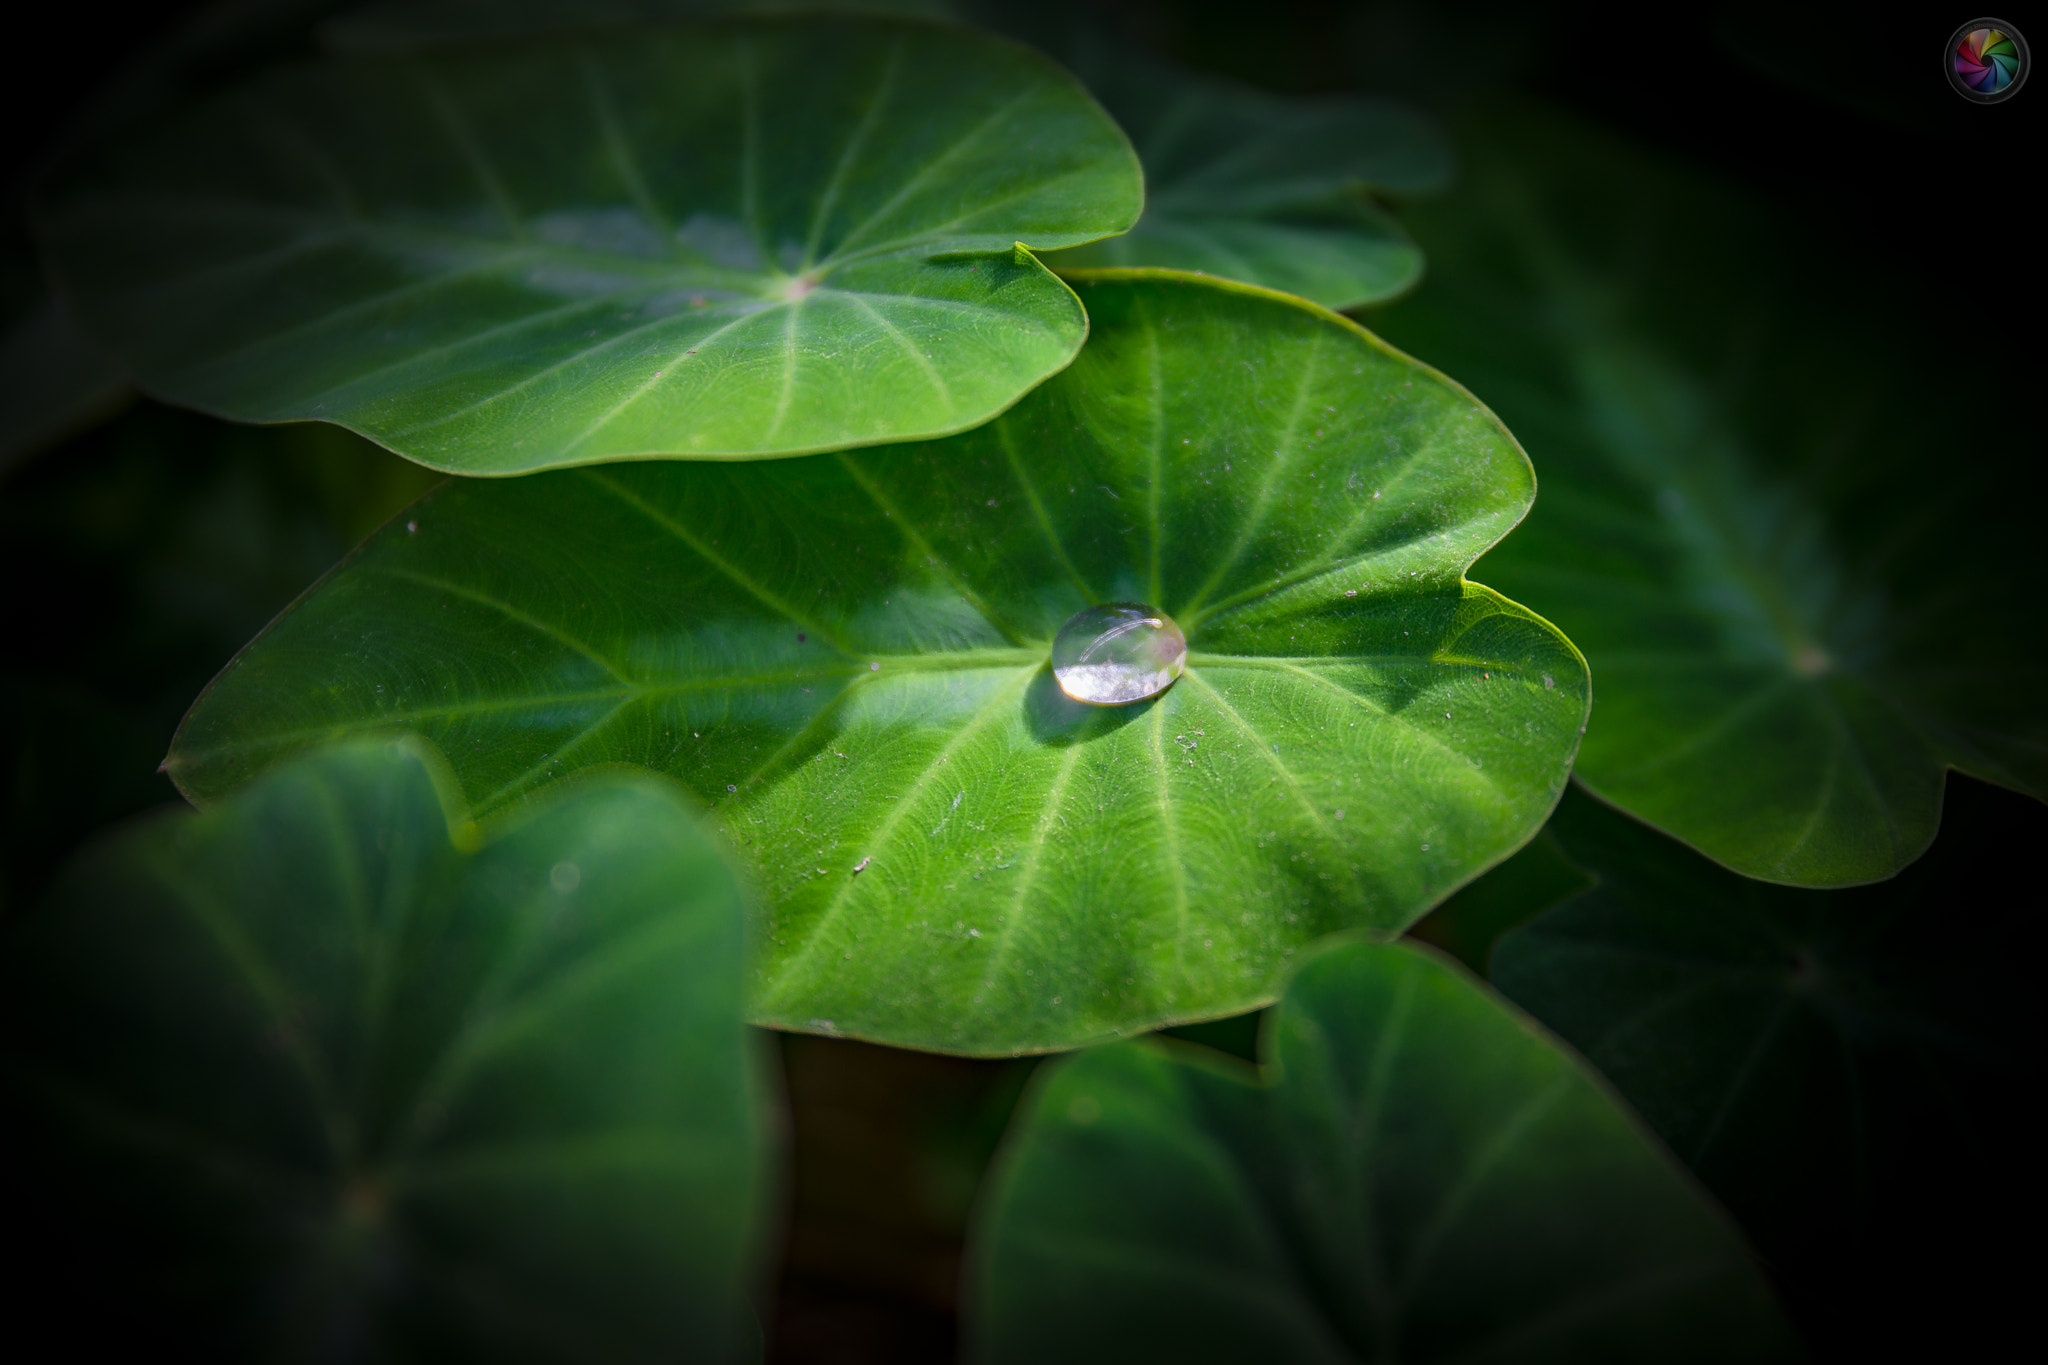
[1947,19,2029,103]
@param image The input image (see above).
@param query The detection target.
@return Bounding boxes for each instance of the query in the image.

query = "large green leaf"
[966,937,1798,1362]
[1044,42,1447,309]
[1370,100,2047,886]
[3,738,767,1360]
[1491,779,2043,1358]
[36,16,1141,473]
[166,272,1589,1055]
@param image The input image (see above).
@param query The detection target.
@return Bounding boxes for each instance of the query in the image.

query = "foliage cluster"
[3,2,2038,1361]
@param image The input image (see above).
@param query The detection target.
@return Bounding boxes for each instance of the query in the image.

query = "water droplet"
[1051,603,1187,705]
[549,861,580,893]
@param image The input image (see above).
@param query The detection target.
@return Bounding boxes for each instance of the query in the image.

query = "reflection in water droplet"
[1051,602,1187,705]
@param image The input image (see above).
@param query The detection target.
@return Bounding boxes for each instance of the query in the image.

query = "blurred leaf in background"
[0,222,128,472]
[1041,41,1448,309]
[1491,777,2045,1360]
[0,402,438,917]
[1372,99,2047,887]
[3,737,771,1361]
[968,936,1799,1362]
[959,0,1452,309]
[1404,821,1593,973]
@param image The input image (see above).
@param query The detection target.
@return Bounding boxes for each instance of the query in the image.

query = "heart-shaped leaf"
[1370,100,2047,886]
[36,16,1141,473]
[1044,44,1447,309]
[3,738,768,1360]
[165,272,1589,1055]
[966,937,1799,1362]
[1491,779,2043,1356]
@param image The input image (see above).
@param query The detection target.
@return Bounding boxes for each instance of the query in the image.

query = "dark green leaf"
[1491,778,2044,1357]
[3,738,768,1360]
[1405,824,1594,973]
[165,272,1589,1055]
[38,16,1142,472]
[1371,100,2046,886]
[967,936,1798,1363]
[1047,45,1447,309]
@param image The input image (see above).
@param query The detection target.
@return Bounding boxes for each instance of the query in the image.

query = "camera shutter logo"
[1947,20,2028,103]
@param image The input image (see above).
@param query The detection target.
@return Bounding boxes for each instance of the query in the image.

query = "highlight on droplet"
[1050,602,1187,705]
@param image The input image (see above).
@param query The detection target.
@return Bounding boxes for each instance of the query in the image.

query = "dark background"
[9,2,2043,349]
[5,3,2040,1362]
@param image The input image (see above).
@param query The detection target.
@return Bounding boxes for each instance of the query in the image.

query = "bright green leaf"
[37,16,1142,473]
[1371,99,2047,886]
[165,272,1588,1055]
[3,738,768,1360]
[1045,44,1447,309]
[1491,779,2042,1352]
[966,937,1799,1362]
